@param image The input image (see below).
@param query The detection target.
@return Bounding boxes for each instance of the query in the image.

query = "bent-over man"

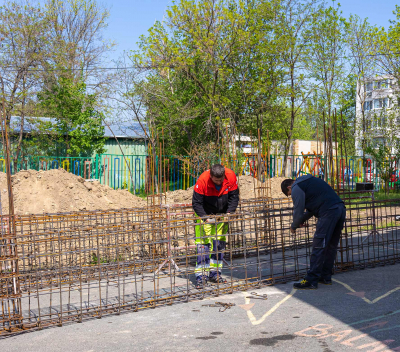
[281,174,346,289]
[192,164,239,289]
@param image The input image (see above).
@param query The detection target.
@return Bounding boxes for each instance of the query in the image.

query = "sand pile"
[238,175,288,199]
[164,175,288,204]
[165,186,195,204]
[0,169,146,215]
[0,170,288,214]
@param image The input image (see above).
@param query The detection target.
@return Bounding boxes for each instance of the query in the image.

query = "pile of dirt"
[165,186,195,204]
[0,170,288,215]
[0,169,146,215]
[235,175,288,199]
[164,175,288,204]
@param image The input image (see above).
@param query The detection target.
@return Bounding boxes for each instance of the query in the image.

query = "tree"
[133,0,282,156]
[365,142,400,195]
[363,100,400,194]
[273,0,323,175]
[305,3,347,183]
[346,15,377,156]
[38,76,106,156]
[337,74,357,156]
[44,0,114,81]
[307,4,347,119]
[105,57,150,140]
[0,0,113,164]
[0,1,50,167]
[374,5,400,83]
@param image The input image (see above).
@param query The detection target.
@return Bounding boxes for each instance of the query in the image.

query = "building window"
[373,98,389,109]
[381,79,390,88]
[383,97,389,107]
[365,79,391,92]
[363,101,372,111]
[375,116,387,128]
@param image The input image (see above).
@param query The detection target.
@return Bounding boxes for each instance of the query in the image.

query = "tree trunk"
[66,135,70,158]
[282,66,296,177]
[257,114,262,181]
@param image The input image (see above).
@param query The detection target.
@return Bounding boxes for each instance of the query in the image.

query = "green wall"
[96,138,147,157]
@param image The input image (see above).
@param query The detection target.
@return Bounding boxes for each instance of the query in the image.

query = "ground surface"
[3,265,400,352]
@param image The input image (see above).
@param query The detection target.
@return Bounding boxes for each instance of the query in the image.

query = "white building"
[235,135,325,155]
[355,76,397,156]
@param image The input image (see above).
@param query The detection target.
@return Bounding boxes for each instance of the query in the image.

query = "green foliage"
[131,0,354,162]
[89,252,125,265]
[38,76,106,156]
[0,0,112,161]
[19,118,61,157]
[133,0,283,156]
[365,142,400,194]
[374,5,400,80]
[338,75,357,156]
[0,1,51,163]
[307,3,347,117]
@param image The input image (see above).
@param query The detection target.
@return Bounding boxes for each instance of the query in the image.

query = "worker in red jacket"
[192,164,239,289]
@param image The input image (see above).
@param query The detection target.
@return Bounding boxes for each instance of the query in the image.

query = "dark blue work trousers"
[305,204,346,285]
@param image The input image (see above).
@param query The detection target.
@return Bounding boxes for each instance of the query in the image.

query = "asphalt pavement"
[2,264,400,352]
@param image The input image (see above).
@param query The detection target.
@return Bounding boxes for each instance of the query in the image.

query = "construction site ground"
[0,169,286,214]
[3,264,400,352]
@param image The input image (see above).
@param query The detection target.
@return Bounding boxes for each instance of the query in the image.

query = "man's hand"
[290,227,296,234]
[206,218,216,223]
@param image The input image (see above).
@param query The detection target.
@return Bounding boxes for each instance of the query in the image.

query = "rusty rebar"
[1,192,399,336]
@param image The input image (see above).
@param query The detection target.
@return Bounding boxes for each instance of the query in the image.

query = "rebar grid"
[1,192,400,336]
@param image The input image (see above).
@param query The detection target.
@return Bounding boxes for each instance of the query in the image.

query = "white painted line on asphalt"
[332,278,400,304]
[242,288,297,326]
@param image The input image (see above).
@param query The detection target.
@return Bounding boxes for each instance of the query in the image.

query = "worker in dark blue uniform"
[281,175,346,289]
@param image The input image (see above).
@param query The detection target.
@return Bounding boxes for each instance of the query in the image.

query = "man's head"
[210,164,225,186]
[281,179,295,197]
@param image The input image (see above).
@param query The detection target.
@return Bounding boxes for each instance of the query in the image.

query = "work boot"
[293,279,317,290]
[195,276,208,289]
[318,278,332,285]
[209,273,227,284]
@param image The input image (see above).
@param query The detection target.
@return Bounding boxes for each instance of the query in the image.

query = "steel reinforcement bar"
[1,192,400,336]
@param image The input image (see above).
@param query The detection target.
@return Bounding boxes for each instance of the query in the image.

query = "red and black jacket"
[192,168,239,218]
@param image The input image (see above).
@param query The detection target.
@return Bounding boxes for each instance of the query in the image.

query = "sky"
[103,0,400,61]
[104,0,172,61]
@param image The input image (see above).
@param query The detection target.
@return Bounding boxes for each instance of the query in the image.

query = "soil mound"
[238,175,288,199]
[164,175,288,204]
[0,169,146,215]
[0,170,288,215]
[165,186,194,204]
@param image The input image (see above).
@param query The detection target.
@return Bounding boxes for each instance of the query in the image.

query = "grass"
[373,192,400,201]
[134,189,148,199]
[343,190,400,209]
[89,253,125,265]
[361,221,398,231]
